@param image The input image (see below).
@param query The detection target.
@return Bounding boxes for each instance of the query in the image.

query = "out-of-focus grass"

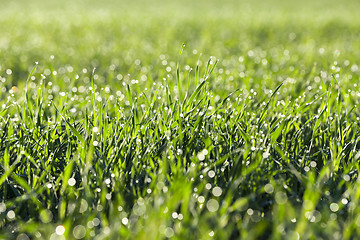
[1,0,360,239]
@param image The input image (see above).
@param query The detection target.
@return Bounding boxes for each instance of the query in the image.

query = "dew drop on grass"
[202,149,209,155]
[310,161,317,168]
[288,231,300,240]
[330,203,339,212]
[177,149,183,155]
[0,202,6,213]
[87,221,94,229]
[103,227,110,235]
[163,207,169,213]
[92,218,100,226]
[206,199,219,212]
[330,213,337,221]
[40,209,53,223]
[122,217,128,225]
[79,199,88,213]
[198,152,205,161]
[264,183,274,194]
[55,225,65,235]
[263,152,270,158]
[343,174,350,181]
[208,170,215,178]
[7,210,15,220]
[164,227,174,238]
[16,233,30,240]
[73,225,86,239]
[212,187,222,197]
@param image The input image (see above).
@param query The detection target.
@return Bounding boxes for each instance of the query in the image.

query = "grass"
[2,0,360,239]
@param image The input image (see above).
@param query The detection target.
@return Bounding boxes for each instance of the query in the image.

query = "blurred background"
[1,0,360,93]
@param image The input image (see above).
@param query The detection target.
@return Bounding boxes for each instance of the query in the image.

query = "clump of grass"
[2,1,360,239]
[0,48,360,239]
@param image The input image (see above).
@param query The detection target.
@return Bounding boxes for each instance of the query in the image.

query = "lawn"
[1,0,360,239]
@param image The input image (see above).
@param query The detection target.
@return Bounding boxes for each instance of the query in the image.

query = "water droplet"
[122,217,128,225]
[73,225,86,239]
[198,152,205,161]
[208,170,215,178]
[92,218,100,226]
[206,199,219,212]
[68,178,76,186]
[106,193,112,200]
[212,187,222,197]
[0,202,6,213]
[264,183,274,194]
[55,225,65,235]
[310,161,317,168]
[171,212,178,219]
[330,203,339,212]
[177,149,183,155]
[16,233,30,240]
[343,174,350,182]
[40,209,53,223]
[7,210,15,220]
[79,199,88,213]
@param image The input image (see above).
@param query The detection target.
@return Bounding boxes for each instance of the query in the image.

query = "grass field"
[2,0,360,239]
